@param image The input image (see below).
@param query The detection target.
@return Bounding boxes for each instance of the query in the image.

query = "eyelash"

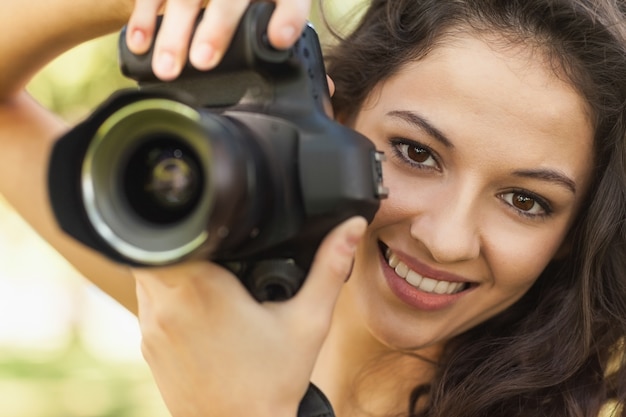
[388,138,554,220]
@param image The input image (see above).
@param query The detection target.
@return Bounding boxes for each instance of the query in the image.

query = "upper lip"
[379,241,475,285]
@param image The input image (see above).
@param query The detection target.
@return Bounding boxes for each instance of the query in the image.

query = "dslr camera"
[47,2,387,301]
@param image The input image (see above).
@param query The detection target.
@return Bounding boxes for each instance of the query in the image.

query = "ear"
[335,110,357,127]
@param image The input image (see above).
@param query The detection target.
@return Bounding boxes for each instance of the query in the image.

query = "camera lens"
[123,135,204,225]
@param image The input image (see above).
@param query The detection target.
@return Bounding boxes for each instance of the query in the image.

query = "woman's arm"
[0,0,137,311]
[0,92,139,310]
[0,0,132,99]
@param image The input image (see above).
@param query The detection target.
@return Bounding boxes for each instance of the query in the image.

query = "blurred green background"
[1,2,365,417]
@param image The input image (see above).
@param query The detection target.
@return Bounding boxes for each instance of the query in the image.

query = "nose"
[410,188,481,264]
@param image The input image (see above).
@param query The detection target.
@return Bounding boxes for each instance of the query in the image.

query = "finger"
[126,0,164,54]
[134,272,152,321]
[292,216,367,317]
[267,0,311,49]
[152,0,204,81]
[132,263,201,328]
[189,0,250,70]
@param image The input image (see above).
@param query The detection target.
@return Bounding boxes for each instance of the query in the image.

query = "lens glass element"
[123,135,204,225]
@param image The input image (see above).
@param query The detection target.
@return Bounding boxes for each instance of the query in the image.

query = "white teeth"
[434,280,451,294]
[419,276,438,292]
[395,262,409,278]
[384,247,466,295]
[405,270,422,287]
[389,253,400,268]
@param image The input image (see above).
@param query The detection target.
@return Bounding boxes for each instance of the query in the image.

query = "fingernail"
[191,42,215,69]
[155,51,176,78]
[130,29,146,49]
[280,25,297,44]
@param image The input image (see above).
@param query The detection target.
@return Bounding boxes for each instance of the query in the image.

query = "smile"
[383,247,468,295]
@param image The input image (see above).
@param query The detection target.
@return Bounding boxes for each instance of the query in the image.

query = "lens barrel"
[80,98,249,265]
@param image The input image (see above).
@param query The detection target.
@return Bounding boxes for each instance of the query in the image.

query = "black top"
[298,384,335,417]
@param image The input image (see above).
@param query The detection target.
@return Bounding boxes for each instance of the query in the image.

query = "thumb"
[292,216,367,315]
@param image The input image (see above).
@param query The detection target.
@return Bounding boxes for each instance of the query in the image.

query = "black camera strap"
[297,383,336,417]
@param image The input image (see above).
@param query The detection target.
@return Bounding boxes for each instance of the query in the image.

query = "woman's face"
[343,34,595,351]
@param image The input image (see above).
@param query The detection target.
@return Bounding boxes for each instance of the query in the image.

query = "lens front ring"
[81,98,212,265]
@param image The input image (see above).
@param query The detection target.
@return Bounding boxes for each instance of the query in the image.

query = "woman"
[1,0,625,416]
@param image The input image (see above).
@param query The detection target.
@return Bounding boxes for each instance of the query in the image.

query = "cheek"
[367,173,432,229]
[482,224,568,291]
[369,199,407,228]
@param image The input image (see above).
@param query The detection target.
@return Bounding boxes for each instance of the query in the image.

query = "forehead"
[362,33,595,193]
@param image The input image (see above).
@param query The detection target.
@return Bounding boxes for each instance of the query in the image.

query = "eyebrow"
[512,169,577,194]
[386,110,454,148]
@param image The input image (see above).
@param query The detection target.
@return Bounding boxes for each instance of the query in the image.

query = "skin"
[0,1,596,416]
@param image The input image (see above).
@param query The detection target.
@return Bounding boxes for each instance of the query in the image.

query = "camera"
[47,2,387,301]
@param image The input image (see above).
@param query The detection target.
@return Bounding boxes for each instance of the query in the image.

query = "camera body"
[48,2,387,301]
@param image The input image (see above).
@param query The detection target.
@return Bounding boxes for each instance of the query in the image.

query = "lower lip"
[380,252,470,311]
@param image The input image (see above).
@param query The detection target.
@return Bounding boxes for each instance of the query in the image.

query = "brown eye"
[395,143,438,169]
[513,194,535,211]
[500,191,549,218]
[407,146,430,163]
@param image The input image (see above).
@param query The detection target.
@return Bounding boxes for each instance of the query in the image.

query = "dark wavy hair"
[324,0,626,416]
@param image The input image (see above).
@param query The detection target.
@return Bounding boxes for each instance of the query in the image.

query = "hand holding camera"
[126,0,312,80]
[134,216,365,417]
